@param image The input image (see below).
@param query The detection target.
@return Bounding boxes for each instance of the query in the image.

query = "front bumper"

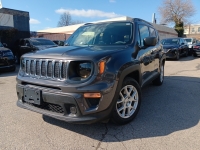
[16,78,118,124]
[193,49,200,56]
[0,56,15,71]
[165,50,178,59]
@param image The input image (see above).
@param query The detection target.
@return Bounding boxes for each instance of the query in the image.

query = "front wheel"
[112,77,141,125]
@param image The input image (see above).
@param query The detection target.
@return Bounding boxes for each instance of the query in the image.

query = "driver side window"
[138,25,150,47]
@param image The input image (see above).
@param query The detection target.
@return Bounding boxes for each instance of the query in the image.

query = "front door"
[137,24,155,85]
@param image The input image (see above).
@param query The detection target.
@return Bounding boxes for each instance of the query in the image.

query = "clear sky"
[2,0,200,31]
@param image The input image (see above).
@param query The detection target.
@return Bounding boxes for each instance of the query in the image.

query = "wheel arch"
[116,64,141,92]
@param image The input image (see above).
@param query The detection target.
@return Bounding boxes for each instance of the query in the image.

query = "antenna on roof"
[0,0,2,9]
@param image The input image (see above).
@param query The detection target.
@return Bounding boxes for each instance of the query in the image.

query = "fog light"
[70,106,77,114]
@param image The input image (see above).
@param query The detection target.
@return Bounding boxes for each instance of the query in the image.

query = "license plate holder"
[24,87,42,105]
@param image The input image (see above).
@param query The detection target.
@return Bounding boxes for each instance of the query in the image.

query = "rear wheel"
[9,65,16,72]
[176,51,180,60]
[153,63,164,86]
[15,53,20,64]
[193,53,197,57]
[184,49,188,57]
[112,77,141,125]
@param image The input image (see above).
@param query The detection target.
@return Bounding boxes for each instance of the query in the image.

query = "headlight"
[78,62,92,78]
[69,61,93,82]
[3,50,13,56]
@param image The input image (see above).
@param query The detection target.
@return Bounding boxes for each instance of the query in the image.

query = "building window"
[192,28,195,33]
[198,27,200,32]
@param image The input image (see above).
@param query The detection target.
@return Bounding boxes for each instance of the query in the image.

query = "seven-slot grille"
[25,59,68,80]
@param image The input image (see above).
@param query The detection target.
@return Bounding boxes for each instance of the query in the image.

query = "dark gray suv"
[16,18,166,124]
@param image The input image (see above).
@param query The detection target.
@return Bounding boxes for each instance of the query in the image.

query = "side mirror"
[3,43,7,47]
[144,37,157,47]
[64,42,69,46]
[25,43,31,47]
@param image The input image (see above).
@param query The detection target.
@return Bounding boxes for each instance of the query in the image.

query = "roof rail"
[133,18,152,25]
[84,23,93,25]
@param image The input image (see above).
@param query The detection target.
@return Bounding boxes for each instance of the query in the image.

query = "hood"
[0,47,10,51]
[163,44,179,50]
[23,45,128,60]
[35,45,58,50]
[0,47,12,57]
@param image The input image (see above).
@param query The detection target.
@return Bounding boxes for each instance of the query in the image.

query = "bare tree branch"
[158,0,196,24]
[57,12,83,27]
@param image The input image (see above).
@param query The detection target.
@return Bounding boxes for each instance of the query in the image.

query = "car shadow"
[43,75,200,142]
[166,55,197,61]
[0,65,19,77]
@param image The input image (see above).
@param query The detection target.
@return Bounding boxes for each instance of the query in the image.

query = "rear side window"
[149,27,156,37]
[138,25,149,46]
[149,27,159,43]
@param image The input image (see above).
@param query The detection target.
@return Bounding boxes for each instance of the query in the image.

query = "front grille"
[41,61,46,76]
[47,61,52,77]
[24,59,68,80]
[30,60,34,74]
[54,62,60,78]
[24,101,64,114]
[36,61,40,75]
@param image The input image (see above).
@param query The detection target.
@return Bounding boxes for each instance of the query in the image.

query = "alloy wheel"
[116,85,139,119]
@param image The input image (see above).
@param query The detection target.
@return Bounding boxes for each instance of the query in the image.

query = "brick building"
[37,16,178,41]
[184,24,200,40]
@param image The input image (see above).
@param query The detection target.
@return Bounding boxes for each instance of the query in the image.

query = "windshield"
[67,22,133,47]
[185,39,192,43]
[30,39,56,46]
[161,38,179,45]
[0,42,3,47]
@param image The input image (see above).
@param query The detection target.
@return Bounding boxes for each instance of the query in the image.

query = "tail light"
[194,45,200,49]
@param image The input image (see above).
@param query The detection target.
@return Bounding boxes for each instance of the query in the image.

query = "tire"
[8,65,16,72]
[193,53,197,57]
[184,49,188,57]
[153,63,164,86]
[15,53,20,64]
[176,51,180,60]
[112,77,141,125]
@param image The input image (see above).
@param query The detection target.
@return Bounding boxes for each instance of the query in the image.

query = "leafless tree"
[57,12,72,27]
[57,12,83,27]
[158,0,196,36]
[158,0,196,25]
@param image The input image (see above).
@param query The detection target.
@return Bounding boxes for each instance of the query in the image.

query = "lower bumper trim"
[17,100,110,124]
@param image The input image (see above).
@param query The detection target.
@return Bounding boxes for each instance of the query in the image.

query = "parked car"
[193,43,200,57]
[53,40,64,46]
[15,38,58,63]
[183,38,198,55]
[16,18,166,124]
[0,42,16,72]
[161,38,189,60]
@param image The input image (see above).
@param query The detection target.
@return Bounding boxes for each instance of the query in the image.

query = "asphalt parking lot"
[0,56,200,150]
